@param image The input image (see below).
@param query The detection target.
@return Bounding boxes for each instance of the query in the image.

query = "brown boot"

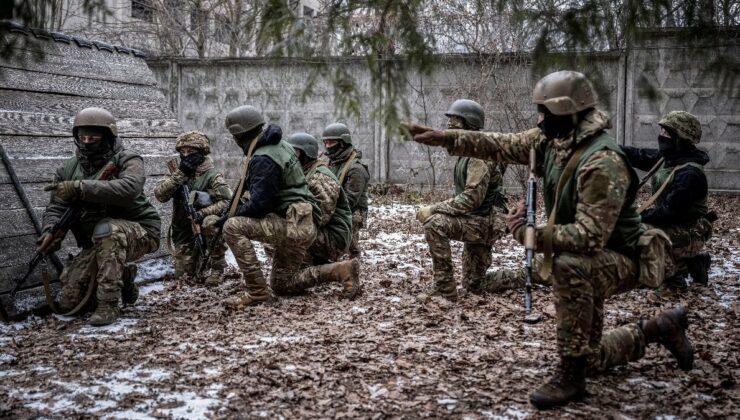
[224,270,273,308]
[203,270,224,287]
[416,282,457,303]
[89,300,121,326]
[530,356,586,409]
[121,264,139,305]
[317,259,362,299]
[640,307,694,371]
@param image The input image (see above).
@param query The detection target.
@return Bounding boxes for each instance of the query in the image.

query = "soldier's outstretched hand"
[402,123,435,136]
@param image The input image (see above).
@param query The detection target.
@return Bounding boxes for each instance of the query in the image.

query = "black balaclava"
[75,126,114,174]
[297,149,313,167]
[536,105,577,140]
[234,124,264,155]
[326,140,347,157]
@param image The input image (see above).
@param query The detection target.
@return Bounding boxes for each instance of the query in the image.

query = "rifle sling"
[637,163,690,213]
[42,261,96,317]
[338,150,358,185]
[229,137,259,217]
[539,138,593,280]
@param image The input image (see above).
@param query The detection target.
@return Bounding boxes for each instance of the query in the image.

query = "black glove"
[192,211,204,225]
[179,153,205,176]
[214,212,229,229]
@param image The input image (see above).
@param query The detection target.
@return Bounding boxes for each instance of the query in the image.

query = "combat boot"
[640,307,694,371]
[662,272,688,292]
[317,259,362,299]
[530,356,586,409]
[224,270,273,308]
[416,281,457,303]
[204,270,224,287]
[686,253,711,286]
[89,300,120,326]
[121,263,139,305]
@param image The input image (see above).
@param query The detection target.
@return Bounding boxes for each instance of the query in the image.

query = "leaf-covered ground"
[1,194,738,419]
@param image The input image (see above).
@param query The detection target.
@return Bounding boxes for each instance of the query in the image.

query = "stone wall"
[148,30,739,191]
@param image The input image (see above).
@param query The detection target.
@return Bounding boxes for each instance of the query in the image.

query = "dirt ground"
[1,193,738,419]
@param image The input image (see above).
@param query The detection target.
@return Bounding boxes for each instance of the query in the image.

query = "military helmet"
[287,132,319,159]
[659,111,702,144]
[321,123,352,144]
[532,70,598,116]
[225,105,265,136]
[176,131,211,154]
[73,107,117,138]
[445,99,484,130]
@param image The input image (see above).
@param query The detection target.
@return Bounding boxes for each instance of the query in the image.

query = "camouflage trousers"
[648,218,713,275]
[423,211,505,294]
[58,219,159,308]
[173,215,228,278]
[349,209,367,259]
[308,228,347,264]
[222,203,316,296]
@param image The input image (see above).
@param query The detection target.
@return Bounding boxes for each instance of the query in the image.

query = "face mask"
[326,142,344,156]
[537,113,576,140]
[658,135,676,156]
[77,137,111,156]
[297,151,313,167]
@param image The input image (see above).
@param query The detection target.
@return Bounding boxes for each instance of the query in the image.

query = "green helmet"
[287,132,319,159]
[532,70,598,116]
[321,123,352,144]
[225,105,265,136]
[659,111,702,144]
[73,107,117,138]
[445,99,484,130]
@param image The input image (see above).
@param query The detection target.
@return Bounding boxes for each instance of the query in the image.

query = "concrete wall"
[148,30,739,191]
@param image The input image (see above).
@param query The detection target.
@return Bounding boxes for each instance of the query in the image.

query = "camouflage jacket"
[443,109,639,254]
[434,157,503,217]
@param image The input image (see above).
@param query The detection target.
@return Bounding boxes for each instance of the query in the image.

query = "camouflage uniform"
[153,132,231,281]
[43,111,160,325]
[442,109,653,371]
[327,146,370,258]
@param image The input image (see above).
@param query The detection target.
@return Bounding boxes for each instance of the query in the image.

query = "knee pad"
[92,218,114,240]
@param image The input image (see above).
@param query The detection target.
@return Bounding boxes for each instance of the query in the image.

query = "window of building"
[131,0,154,22]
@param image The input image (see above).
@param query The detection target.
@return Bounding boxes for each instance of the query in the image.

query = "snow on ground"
[1,194,739,418]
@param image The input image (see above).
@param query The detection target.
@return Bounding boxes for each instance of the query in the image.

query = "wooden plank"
[0,110,180,137]
[0,136,177,159]
[0,90,174,120]
[1,40,156,86]
[0,156,173,183]
[0,66,165,102]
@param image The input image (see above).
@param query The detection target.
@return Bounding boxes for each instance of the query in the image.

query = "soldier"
[406,71,694,409]
[282,132,360,297]
[483,111,715,294]
[415,99,507,302]
[153,131,232,286]
[39,107,161,326]
[623,111,714,289]
[321,123,370,258]
[214,106,322,308]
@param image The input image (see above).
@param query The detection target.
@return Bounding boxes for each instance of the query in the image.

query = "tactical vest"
[62,154,161,246]
[454,157,504,216]
[650,162,709,220]
[542,132,644,257]
[171,167,219,245]
[308,164,353,252]
[328,156,369,212]
[252,141,322,221]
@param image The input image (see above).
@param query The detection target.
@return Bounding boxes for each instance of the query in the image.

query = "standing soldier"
[153,131,232,286]
[321,123,370,258]
[623,111,714,289]
[282,133,361,298]
[214,106,322,308]
[40,107,161,326]
[416,99,507,302]
[406,71,694,409]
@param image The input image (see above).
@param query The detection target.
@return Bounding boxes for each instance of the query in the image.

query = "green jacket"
[327,146,370,212]
[452,157,504,216]
[306,163,353,252]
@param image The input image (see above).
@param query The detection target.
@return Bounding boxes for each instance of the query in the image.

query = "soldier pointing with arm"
[406,71,694,409]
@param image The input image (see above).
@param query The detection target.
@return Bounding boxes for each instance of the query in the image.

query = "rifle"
[11,161,119,298]
[167,159,209,274]
[523,148,542,324]
[637,157,665,189]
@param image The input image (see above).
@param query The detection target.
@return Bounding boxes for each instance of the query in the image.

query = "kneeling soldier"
[40,107,161,326]
[283,133,360,298]
[154,131,232,285]
[215,106,322,307]
[416,99,507,302]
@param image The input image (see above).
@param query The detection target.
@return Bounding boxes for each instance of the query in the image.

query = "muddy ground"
[1,193,738,419]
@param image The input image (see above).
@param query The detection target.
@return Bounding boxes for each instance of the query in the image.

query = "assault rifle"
[167,160,209,274]
[11,161,119,298]
[523,148,542,324]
